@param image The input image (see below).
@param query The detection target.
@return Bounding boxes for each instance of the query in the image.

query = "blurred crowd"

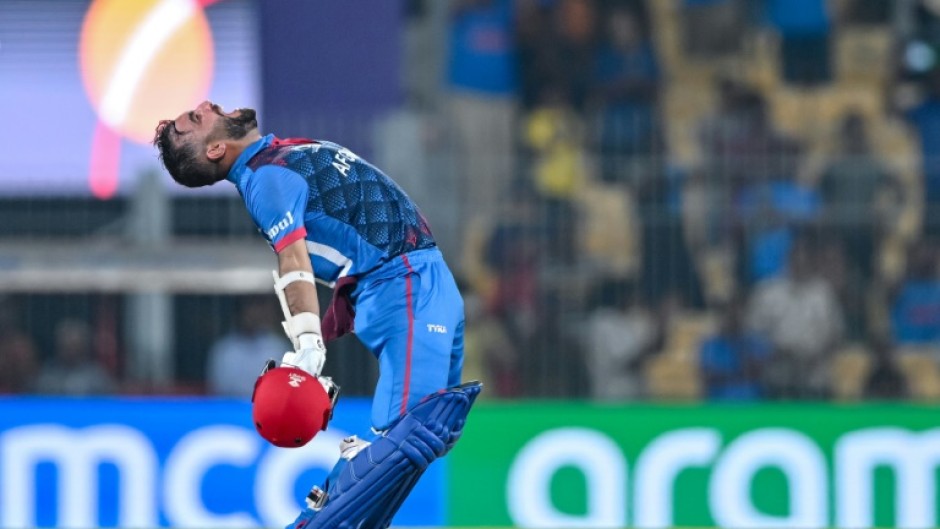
[440,0,940,401]
[0,294,288,398]
[0,300,117,396]
[4,0,940,402]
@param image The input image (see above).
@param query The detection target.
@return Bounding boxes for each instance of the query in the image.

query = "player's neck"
[220,130,264,174]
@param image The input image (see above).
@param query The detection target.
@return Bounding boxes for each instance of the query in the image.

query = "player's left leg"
[286,381,481,529]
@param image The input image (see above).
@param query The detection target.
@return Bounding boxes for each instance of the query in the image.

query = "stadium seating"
[830,344,873,401]
[896,348,940,400]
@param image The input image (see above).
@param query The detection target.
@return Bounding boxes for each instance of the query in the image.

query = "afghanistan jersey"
[227,134,436,286]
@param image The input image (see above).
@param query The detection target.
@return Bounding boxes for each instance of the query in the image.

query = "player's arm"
[273,238,341,421]
[277,238,319,316]
[274,239,328,377]
[244,165,326,376]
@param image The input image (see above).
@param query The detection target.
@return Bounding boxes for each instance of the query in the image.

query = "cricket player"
[153,101,480,529]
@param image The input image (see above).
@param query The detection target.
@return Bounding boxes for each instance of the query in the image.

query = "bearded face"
[215,107,258,141]
[153,103,259,188]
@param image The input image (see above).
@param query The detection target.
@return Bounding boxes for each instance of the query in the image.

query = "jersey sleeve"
[243,165,309,253]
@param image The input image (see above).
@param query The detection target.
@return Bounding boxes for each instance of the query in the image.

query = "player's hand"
[281,332,327,376]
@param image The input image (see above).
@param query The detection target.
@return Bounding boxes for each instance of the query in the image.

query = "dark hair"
[153,124,223,188]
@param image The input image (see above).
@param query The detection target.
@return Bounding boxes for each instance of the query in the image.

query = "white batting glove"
[281,332,327,377]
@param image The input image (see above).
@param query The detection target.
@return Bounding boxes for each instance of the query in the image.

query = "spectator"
[0,296,39,394]
[818,237,868,341]
[700,299,772,400]
[695,82,808,285]
[746,237,845,398]
[518,0,598,112]
[768,0,833,86]
[551,0,598,111]
[0,334,39,394]
[481,185,543,369]
[902,68,940,236]
[585,279,660,400]
[735,174,821,284]
[207,296,290,398]
[699,78,747,183]
[461,280,521,397]
[863,339,909,400]
[699,81,802,206]
[681,0,748,58]
[692,78,750,250]
[516,0,555,109]
[890,240,940,346]
[819,111,900,279]
[639,164,706,307]
[36,319,116,396]
[590,4,663,183]
[446,0,519,235]
[521,89,585,265]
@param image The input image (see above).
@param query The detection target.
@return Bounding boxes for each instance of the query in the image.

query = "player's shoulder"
[243,163,292,183]
[240,164,308,202]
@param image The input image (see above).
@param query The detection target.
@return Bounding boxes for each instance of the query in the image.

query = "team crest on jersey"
[288,372,306,388]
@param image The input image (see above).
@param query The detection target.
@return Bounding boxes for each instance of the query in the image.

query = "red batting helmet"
[251,365,332,448]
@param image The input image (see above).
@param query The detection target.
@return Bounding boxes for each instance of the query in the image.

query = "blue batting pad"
[286,381,482,529]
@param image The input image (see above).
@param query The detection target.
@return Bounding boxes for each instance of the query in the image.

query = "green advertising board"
[448,404,940,528]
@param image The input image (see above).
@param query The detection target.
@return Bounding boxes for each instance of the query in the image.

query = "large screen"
[0,0,259,198]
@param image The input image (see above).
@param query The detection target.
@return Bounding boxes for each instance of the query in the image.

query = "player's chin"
[233,111,258,131]
[223,110,258,139]
[240,121,260,137]
[234,107,256,121]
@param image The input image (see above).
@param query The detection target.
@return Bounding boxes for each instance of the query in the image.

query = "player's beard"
[221,108,258,139]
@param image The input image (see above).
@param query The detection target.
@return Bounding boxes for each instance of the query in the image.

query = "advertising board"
[449,404,940,529]
[0,398,444,528]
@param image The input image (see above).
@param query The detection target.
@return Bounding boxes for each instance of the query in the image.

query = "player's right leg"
[355,249,465,430]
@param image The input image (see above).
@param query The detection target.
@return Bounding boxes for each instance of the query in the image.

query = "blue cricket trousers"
[352,247,464,431]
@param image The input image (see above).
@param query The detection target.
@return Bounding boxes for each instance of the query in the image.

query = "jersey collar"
[227,133,275,186]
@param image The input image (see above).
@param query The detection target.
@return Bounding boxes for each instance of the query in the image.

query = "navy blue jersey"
[227,134,435,285]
